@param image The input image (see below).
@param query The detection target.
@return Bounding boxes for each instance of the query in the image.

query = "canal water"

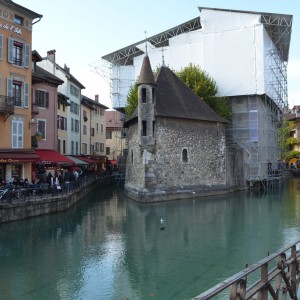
[1,178,300,300]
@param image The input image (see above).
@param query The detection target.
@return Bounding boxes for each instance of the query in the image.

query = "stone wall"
[154,117,226,188]
[125,122,145,192]
[125,116,228,201]
[0,177,114,224]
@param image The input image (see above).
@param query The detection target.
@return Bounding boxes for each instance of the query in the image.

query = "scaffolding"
[91,8,292,188]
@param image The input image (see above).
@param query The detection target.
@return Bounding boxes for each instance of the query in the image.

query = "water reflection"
[0,180,300,299]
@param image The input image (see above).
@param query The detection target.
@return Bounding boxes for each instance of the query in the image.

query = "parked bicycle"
[0,186,29,203]
[0,187,14,203]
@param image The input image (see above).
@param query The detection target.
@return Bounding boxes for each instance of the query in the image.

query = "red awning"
[107,160,118,165]
[0,152,40,163]
[35,149,73,164]
[73,156,98,164]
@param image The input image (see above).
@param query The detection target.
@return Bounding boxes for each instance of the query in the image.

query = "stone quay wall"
[0,176,114,224]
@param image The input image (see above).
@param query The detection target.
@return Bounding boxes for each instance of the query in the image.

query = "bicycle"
[0,188,13,203]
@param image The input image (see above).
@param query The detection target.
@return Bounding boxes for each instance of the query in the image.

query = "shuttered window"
[24,44,30,68]
[23,82,29,107]
[8,38,13,64]
[35,90,49,108]
[0,35,3,61]
[12,119,24,148]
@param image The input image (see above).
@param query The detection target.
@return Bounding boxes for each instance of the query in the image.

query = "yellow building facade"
[0,1,42,181]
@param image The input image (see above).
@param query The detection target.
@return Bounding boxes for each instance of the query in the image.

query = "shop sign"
[0,22,22,35]
[0,158,20,163]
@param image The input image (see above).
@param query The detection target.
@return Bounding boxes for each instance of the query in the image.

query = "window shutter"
[46,92,49,108]
[12,121,17,148]
[7,38,13,64]
[24,43,30,68]
[6,78,12,97]
[0,77,2,96]
[23,82,29,107]
[0,35,3,61]
[18,121,23,148]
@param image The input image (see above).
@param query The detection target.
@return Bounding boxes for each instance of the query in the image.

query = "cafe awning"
[0,151,40,163]
[35,149,73,164]
[65,156,89,165]
[73,155,98,164]
[107,160,118,165]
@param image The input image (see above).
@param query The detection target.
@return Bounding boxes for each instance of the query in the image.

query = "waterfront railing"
[0,173,113,204]
[193,239,300,299]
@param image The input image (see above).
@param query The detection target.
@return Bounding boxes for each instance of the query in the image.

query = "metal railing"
[0,174,113,204]
[0,96,14,114]
[193,240,300,299]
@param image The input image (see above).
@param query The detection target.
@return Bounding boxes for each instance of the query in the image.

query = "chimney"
[64,64,70,74]
[47,49,56,62]
[95,95,99,103]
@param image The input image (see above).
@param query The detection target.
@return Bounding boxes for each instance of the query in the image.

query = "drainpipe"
[32,17,42,25]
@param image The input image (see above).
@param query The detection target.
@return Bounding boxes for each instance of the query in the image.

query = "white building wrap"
[109,8,287,108]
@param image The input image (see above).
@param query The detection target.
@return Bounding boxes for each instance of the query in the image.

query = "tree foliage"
[277,120,296,161]
[124,63,231,119]
[124,82,138,117]
[176,64,231,119]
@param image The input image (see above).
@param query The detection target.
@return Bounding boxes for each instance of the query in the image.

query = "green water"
[1,178,300,300]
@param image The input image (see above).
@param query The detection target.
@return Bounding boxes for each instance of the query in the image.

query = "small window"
[14,15,23,25]
[37,120,46,140]
[142,88,146,103]
[13,41,23,66]
[142,121,147,136]
[106,130,112,139]
[152,88,155,102]
[63,140,66,154]
[131,149,134,164]
[182,148,188,163]
[35,90,49,108]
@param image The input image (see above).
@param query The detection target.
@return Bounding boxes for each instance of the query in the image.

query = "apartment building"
[105,110,126,162]
[81,94,108,170]
[0,0,42,181]
[37,50,85,155]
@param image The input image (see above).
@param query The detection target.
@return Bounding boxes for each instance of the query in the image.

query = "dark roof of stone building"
[138,55,156,85]
[124,62,228,126]
[155,66,228,123]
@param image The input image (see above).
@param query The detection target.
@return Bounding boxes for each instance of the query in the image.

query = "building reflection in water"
[1,180,300,299]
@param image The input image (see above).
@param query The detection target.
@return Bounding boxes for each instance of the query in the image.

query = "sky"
[15,0,300,109]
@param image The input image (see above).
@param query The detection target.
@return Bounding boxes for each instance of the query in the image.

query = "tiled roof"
[32,66,64,85]
[155,66,228,123]
[124,64,228,126]
[105,110,124,128]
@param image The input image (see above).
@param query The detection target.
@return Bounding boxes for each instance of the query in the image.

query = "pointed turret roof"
[138,55,156,85]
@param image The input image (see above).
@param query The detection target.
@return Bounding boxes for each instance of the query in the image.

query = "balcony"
[0,95,14,120]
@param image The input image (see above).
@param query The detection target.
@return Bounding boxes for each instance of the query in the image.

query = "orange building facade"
[0,1,42,182]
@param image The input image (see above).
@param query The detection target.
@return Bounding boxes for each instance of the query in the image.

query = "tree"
[277,120,297,161]
[124,64,231,119]
[125,82,138,117]
[176,64,231,119]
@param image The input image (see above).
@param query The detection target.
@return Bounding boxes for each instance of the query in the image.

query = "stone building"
[124,56,229,202]
[103,7,292,186]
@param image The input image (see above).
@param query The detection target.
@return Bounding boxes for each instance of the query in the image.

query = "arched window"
[182,148,188,163]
